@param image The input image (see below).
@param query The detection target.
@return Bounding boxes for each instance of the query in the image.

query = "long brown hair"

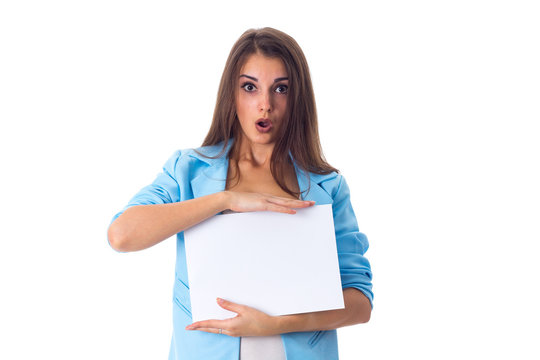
[199,27,338,197]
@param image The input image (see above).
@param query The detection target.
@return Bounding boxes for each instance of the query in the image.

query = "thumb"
[217,297,243,313]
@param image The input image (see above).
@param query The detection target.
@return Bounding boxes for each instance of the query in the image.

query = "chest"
[225,161,300,200]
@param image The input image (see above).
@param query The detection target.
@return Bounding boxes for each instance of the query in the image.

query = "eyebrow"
[239,74,289,83]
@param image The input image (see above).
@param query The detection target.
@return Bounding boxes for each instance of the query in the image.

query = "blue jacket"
[110,140,373,360]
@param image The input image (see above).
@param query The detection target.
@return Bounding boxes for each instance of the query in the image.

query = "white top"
[240,335,286,360]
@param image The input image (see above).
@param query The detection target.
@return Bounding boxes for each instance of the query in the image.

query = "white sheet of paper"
[184,204,344,322]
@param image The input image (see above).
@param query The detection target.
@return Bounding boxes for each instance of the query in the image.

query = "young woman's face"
[235,52,289,146]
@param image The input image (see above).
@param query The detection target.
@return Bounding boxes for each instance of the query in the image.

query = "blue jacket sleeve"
[332,175,374,308]
[110,150,182,225]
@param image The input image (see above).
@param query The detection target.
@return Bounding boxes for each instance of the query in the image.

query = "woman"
[108,27,373,360]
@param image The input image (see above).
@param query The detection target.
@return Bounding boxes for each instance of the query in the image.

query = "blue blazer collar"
[188,139,334,204]
[188,140,232,200]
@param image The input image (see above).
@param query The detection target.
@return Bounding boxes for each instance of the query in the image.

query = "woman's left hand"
[185,298,281,337]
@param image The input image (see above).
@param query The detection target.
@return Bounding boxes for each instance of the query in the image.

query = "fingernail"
[217,297,223,303]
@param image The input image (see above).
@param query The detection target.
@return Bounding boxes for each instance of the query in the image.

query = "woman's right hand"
[108,191,315,252]
[224,191,315,214]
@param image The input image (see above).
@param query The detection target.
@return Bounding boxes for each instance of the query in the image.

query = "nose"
[259,91,272,114]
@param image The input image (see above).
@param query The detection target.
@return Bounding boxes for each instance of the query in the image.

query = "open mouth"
[255,119,273,133]
[257,120,270,128]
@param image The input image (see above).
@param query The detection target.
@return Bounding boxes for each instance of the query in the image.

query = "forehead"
[239,53,287,79]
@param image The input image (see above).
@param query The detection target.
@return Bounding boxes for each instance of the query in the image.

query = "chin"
[242,132,276,146]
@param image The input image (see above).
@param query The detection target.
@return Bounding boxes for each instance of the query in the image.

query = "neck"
[235,135,275,168]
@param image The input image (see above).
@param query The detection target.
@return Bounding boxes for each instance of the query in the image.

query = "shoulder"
[164,141,230,170]
[185,142,229,162]
[309,171,347,200]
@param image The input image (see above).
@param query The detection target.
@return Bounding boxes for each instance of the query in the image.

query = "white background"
[1,1,539,359]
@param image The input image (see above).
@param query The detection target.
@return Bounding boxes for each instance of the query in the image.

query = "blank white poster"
[184,204,344,322]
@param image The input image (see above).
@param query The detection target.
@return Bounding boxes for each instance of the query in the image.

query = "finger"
[265,203,296,214]
[188,327,230,335]
[186,319,227,331]
[267,197,315,208]
[216,297,245,313]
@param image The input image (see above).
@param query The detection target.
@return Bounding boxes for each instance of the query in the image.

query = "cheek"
[235,94,249,113]
[235,96,251,129]
[275,96,287,112]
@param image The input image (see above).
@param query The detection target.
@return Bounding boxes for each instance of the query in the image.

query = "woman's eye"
[275,85,288,94]
[241,83,256,92]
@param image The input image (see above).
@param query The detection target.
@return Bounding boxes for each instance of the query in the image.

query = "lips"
[255,118,273,133]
